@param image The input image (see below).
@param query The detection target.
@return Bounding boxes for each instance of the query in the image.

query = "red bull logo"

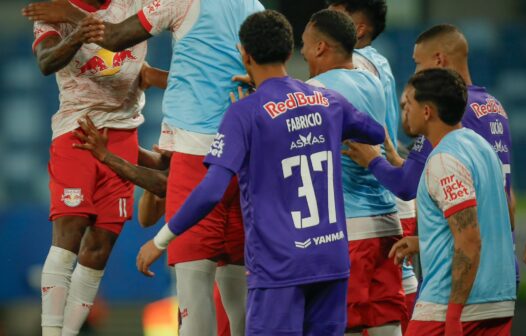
[61,188,84,207]
[77,49,137,76]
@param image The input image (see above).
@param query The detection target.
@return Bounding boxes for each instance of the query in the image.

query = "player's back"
[463,85,512,194]
[417,128,515,308]
[355,46,400,148]
[309,69,396,218]
[164,0,264,134]
[229,77,362,288]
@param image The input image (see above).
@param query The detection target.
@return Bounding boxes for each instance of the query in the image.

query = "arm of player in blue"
[167,164,234,235]
[368,156,425,201]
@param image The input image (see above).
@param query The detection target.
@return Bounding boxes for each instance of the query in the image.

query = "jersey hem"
[444,199,477,218]
[33,31,60,52]
[137,9,153,33]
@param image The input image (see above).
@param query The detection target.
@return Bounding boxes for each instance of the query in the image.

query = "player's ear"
[238,44,251,66]
[354,23,367,41]
[435,52,446,67]
[423,104,432,121]
[316,40,326,57]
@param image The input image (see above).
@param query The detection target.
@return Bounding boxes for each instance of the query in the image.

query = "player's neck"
[319,55,354,74]
[425,123,462,147]
[252,64,288,88]
[355,38,371,49]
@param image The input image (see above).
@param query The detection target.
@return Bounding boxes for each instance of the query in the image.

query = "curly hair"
[239,10,294,64]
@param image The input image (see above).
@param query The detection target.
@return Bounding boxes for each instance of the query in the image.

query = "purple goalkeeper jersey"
[204,76,384,288]
[407,85,512,196]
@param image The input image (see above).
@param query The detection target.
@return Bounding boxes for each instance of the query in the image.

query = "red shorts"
[401,217,417,237]
[402,292,417,333]
[406,317,512,336]
[49,129,138,234]
[165,152,244,265]
[347,236,407,329]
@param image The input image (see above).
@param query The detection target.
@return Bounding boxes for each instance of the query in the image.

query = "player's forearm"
[36,34,83,76]
[508,188,516,231]
[448,207,481,305]
[138,147,170,170]
[167,165,233,235]
[368,156,423,200]
[98,17,151,52]
[144,66,168,89]
[103,152,167,197]
[138,191,165,227]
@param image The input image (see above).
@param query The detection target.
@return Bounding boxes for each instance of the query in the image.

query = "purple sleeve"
[167,165,234,235]
[204,102,250,172]
[339,94,385,145]
[368,155,426,201]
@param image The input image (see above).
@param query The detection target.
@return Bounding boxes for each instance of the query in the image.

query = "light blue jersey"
[416,129,515,310]
[309,69,397,219]
[355,46,399,147]
[140,0,264,134]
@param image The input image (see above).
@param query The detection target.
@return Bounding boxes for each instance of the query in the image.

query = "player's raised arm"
[22,0,85,24]
[33,19,91,75]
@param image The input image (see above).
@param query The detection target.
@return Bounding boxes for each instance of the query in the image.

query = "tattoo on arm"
[448,206,481,304]
[104,152,168,197]
[100,15,151,51]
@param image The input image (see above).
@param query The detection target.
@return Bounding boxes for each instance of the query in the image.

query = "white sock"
[215,265,247,336]
[61,264,104,336]
[175,260,217,336]
[367,323,402,336]
[41,246,77,336]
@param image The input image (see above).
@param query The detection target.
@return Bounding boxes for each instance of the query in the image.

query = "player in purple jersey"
[345,24,515,224]
[135,10,385,335]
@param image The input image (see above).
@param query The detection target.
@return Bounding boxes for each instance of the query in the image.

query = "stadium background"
[0,0,524,334]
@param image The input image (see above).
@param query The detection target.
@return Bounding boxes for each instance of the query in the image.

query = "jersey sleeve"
[425,152,477,218]
[407,135,432,165]
[337,93,384,145]
[137,0,191,35]
[32,21,61,52]
[204,103,251,173]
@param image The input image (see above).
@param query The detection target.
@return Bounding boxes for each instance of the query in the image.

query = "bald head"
[412,24,471,83]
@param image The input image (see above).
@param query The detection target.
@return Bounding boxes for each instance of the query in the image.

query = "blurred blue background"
[0,0,525,334]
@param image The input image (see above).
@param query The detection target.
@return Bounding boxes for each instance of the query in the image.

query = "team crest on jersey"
[209,133,225,158]
[76,49,137,77]
[290,132,325,150]
[61,188,84,207]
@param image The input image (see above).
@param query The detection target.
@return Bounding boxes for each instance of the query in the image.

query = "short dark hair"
[408,68,467,126]
[415,24,460,44]
[239,10,294,65]
[325,0,386,40]
[309,9,357,56]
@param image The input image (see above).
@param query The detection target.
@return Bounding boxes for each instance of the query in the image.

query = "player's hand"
[229,86,250,103]
[77,15,105,44]
[73,116,109,162]
[152,144,173,158]
[232,74,253,86]
[341,140,381,168]
[22,0,80,24]
[388,236,419,265]
[136,240,163,277]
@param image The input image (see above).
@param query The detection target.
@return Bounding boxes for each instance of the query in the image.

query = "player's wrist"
[446,302,463,323]
[153,224,176,250]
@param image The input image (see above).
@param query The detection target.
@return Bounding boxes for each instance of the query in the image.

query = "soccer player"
[326,1,420,317]
[24,0,266,334]
[390,68,516,336]
[136,9,385,335]
[25,0,167,335]
[345,24,518,289]
[299,9,405,336]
